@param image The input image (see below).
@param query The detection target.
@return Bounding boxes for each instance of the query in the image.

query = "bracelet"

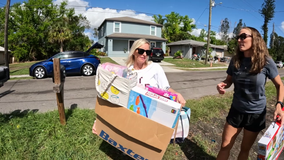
[275,101,283,109]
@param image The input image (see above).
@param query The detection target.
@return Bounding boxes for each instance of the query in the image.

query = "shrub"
[174,50,182,57]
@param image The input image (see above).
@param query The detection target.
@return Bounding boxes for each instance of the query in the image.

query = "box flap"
[95,97,174,150]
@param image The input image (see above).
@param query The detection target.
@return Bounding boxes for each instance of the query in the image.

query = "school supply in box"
[171,107,191,143]
[127,86,181,128]
[145,84,178,102]
[257,113,284,160]
[100,62,134,78]
[95,64,137,107]
[95,97,175,160]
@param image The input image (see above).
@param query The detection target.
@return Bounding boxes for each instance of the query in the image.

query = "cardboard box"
[95,65,137,107]
[127,86,181,128]
[257,121,284,160]
[95,97,174,160]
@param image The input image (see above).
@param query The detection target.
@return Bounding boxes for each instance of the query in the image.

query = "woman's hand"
[92,120,97,135]
[217,82,227,94]
[274,105,284,126]
[176,92,186,107]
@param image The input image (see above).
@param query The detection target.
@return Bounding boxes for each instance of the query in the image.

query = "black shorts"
[226,107,266,132]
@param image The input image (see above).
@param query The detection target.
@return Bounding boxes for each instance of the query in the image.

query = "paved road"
[0,70,230,114]
[2,69,284,114]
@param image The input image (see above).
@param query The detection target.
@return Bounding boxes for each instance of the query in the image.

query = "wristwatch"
[275,101,283,109]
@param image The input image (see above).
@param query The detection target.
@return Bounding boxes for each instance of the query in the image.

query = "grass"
[0,80,279,159]
[163,58,227,68]
[99,56,118,64]
[9,61,39,75]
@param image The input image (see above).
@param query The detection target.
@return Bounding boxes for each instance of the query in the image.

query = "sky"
[4,0,284,43]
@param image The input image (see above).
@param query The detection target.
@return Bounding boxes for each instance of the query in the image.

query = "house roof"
[98,16,162,30]
[0,46,11,52]
[167,40,227,50]
[106,33,167,41]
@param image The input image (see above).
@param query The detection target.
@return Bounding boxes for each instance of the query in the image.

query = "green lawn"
[163,58,227,68]
[99,56,118,64]
[0,79,280,159]
[9,61,39,75]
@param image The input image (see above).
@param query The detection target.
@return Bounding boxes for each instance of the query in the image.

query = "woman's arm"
[271,75,284,126]
[168,88,186,107]
[216,75,233,94]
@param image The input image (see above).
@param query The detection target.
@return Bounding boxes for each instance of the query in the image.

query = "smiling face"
[238,29,253,53]
[133,43,150,65]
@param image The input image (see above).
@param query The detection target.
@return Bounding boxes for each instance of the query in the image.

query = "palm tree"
[48,16,71,52]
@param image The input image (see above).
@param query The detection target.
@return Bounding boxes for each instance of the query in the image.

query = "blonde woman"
[93,39,186,135]
[125,38,186,106]
[216,27,284,160]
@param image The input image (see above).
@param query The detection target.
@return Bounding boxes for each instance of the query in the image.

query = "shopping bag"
[170,107,191,144]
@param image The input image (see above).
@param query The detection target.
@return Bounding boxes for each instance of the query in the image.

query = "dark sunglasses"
[236,33,252,40]
[136,48,151,55]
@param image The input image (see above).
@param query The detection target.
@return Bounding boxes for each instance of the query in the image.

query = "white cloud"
[84,31,93,40]
[281,21,284,32]
[84,8,153,29]
[190,28,202,37]
[52,0,153,41]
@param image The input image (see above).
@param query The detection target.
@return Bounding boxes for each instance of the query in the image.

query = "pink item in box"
[101,62,127,77]
[145,85,177,102]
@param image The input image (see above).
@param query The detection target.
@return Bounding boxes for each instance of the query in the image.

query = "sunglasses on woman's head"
[236,33,252,40]
[136,48,151,55]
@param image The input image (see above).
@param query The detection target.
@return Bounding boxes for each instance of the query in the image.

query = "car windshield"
[52,53,68,59]
[153,49,164,54]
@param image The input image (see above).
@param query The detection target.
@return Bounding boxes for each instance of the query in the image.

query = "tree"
[227,39,237,54]
[153,12,196,43]
[269,32,284,61]
[233,19,243,37]
[220,18,230,43]
[259,0,275,44]
[1,0,91,61]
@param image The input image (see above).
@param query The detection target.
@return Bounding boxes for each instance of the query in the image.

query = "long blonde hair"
[125,39,150,67]
[233,27,270,74]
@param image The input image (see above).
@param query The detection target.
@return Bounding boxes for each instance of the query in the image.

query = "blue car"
[29,42,103,79]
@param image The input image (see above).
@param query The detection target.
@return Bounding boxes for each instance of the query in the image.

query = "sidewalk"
[10,75,31,78]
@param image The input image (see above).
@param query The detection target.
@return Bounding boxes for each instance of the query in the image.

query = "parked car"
[275,61,283,68]
[148,47,164,62]
[29,42,103,79]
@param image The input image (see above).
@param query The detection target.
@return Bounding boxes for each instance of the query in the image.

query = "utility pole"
[4,0,11,67]
[205,0,212,65]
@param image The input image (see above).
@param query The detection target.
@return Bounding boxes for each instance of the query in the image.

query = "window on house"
[100,27,104,37]
[114,22,121,33]
[150,26,156,36]
[150,42,156,48]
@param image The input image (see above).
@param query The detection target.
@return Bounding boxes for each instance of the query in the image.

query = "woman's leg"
[217,122,242,160]
[237,129,259,160]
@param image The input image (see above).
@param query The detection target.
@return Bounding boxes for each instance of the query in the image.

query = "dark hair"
[233,27,270,74]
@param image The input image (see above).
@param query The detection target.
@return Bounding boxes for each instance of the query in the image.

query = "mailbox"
[0,66,10,87]
[52,65,66,83]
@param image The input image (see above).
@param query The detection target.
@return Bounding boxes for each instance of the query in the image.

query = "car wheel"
[82,64,94,76]
[34,66,46,79]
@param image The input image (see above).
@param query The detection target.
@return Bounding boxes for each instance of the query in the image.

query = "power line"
[196,8,208,23]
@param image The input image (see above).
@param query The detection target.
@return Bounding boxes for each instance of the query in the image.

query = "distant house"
[167,40,227,59]
[97,17,167,57]
[0,46,11,65]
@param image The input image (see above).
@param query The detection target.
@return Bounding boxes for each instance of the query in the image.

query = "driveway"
[109,57,187,73]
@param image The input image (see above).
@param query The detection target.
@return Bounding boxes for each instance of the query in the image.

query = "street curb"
[10,75,31,78]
